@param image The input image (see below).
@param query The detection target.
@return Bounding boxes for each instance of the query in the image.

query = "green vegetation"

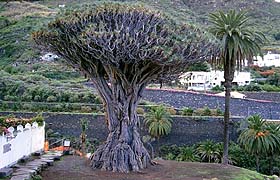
[144,105,173,151]
[159,114,280,176]
[0,113,44,134]
[238,115,280,172]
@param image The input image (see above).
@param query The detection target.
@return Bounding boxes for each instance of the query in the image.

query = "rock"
[33,151,43,156]
[40,158,54,166]
[19,156,30,163]
[26,160,48,168]
[42,154,61,161]
[13,168,36,176]
[10,174,31,180]
[0,168,13,178]
[22,165,41,172]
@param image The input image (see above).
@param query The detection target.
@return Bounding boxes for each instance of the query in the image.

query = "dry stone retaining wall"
[0,112,241,146]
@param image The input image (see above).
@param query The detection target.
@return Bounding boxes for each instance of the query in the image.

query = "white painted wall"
[180,71,251,91]
[253,52,280,67]
[0,122,45,169]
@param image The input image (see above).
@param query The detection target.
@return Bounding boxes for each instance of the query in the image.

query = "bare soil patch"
[41,155,270,180]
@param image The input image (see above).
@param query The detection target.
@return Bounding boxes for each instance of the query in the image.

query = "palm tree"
[209,10,266,165]
[176,146,199,162]
[196,140,222,163]
[264,123,280,175]
[238,115,279,172]
[144,105,173,154]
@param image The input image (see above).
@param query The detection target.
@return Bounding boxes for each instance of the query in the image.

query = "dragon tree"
[33,4,216,172]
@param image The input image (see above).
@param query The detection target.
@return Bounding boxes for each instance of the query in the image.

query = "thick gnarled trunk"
[90,79,151,173]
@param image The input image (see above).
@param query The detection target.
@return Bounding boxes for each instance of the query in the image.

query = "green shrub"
[212,108,223,116]
[22,103,33,110]
[69,94,80,103]
[203,107,212,116]
[0,102,8,110]
[261,84,280,92]
[32,113,44,126]
[52,104,63,112]
[228,142,255,168]
[160,144,181,158]
[165,153,176,160]
[47,95,57,102]
[176,146,199,162]
[195,140,222,163]
[80,106,92,113]
[211,85,223,92]
[167,107,177,115]
[94,96,102,104]
[4,95,17,101]
[82,93,92,103]
[33,95,41,102]
[22,93,33,101]
[243,84,263,92]
[136,107,145,114]
[181,107,194,116]
[193,108,204,116]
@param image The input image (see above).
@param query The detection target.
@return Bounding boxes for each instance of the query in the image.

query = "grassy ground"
[41,155,277,180]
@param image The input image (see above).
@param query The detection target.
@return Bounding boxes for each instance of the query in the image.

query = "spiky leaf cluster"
[33,3,217,84]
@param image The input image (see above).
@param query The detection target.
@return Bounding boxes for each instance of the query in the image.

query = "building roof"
[216,91,246,99]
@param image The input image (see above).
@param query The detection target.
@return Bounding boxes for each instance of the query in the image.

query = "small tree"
[196,140,222,163]
[209,10,266,165]
[33,4,216,172]
[80,118,89,155]
[238,115,280,172]
[144,105,173,154]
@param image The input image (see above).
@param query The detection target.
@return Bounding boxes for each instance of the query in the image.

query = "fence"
[0,122,45,169]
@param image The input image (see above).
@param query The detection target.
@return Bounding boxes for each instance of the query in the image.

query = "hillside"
[0,0,280,66]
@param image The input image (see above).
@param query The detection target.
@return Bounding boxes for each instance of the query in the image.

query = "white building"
[41,53,58,61]
[253,51,280,67]
[180,71,251,91]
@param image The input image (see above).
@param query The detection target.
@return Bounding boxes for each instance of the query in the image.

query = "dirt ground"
[40,155,267,180]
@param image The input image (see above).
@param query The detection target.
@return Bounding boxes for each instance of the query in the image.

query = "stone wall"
[0,112,242,146]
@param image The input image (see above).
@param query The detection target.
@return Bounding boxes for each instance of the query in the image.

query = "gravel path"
[143,89,280,119]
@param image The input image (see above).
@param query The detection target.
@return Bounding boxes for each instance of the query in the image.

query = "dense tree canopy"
[33,3,217,172]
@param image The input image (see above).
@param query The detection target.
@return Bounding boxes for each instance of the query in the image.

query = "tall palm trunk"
[223,80,231,165]
[269,155,274,175]
[256,154,260,172]
[222,54,234,165]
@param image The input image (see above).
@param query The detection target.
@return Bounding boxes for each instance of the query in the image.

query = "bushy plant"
[203,107,212,116]
[211,108,224,116]
[69,94,80,103]
[165,153,176,160]
[160,144,181,158]
[176,146,199,162]
[261,84,280,92]
[94,96,102,104]
[136,107,145,115]
[167,107,177,115]
[211,85,223,92]
[243,84,263,92]
[196,140,222,163]
[47,95,57,102]
[193,108,205,116]
[181,107,194,116]
[80,106,92,113]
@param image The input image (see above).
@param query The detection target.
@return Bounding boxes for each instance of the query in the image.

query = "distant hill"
[0,0,280,66]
